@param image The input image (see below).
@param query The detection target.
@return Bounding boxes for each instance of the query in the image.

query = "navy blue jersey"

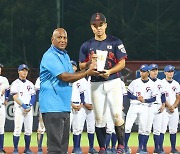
[79,35,127,82]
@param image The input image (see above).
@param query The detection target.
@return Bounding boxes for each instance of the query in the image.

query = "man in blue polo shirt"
[39,28,99,154]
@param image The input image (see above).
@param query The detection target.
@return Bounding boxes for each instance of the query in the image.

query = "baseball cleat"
[106,148,112,154]
[72,148,83,154]
[0,149,6,154]
[170,149,180,154]
[88,147,98,153]
[13,148,18,154]
[117,144,125,154]
[111,147,117,154]
[23,148,33,154]
[125,146,131,154]
[98,148,106,154]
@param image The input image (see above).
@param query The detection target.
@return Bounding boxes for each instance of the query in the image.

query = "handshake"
[21,103,32,113]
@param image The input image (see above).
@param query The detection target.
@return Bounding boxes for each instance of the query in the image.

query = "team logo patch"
[118,44,126,53]
[107,45,112,49]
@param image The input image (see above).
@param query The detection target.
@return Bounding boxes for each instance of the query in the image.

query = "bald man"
[39,28,99,153]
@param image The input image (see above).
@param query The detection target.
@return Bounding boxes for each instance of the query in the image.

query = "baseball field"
[3,132,180,153]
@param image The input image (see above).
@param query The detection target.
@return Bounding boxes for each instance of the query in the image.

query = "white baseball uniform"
[71,77,95,135]
[145,78,165,135]
[10,79,35,136]
[0,76,9,134]
[125,78,156,135]
[160,79,180,134]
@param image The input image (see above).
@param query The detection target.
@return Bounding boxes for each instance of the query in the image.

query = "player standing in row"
[159,65,180,154]
[79,12,127,153]
[35,77,45,154]
[70,60,98,154]
[124,64,157,154]
[142,64,166,153]
[0,64,10,154]
[10,64,36,154]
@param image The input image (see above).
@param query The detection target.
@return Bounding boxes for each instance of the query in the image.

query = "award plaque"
[96,50,108,73]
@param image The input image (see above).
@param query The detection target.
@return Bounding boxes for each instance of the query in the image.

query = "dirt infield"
[4,146,177,154]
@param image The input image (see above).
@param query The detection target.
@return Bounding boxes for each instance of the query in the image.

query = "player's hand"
[138,96,145,103]
[84,103,93,110]
[98,70,110,79]
[169,105,175,113]
[158,104,165,113]
[86,62,100,76]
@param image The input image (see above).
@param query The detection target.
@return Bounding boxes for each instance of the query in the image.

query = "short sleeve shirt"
[79,36,127,82]
[39,45,74,113]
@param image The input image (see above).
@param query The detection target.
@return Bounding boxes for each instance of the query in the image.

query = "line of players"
[0,62,179,154]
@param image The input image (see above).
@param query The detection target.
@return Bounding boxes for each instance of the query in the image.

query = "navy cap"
[70,60,77,67]
[18,64,29,71]
[164,65,175,72]
[90,13,106,24]
[149,64,158,71]
[140,64,149,72]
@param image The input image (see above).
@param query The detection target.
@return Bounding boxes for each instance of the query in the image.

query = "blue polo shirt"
[39,45,73,113]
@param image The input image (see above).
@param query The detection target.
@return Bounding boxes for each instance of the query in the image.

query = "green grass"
[4,132,179,147]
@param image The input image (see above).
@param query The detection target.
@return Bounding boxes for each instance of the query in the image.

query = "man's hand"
[84,103,93,110]
[86,61,100,76]
[138,96,145,103]
[158,103,165,113]
[99,70,110,79]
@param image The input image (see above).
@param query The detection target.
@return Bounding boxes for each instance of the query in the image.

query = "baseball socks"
[13,135,20,151]
[105,133,111,149]
[0,134,4,151]
[88,133,95,149]
[24,135,31,151]
[95,127,106,150]
[159,133,164,151]
[153,134,160,152]
[111,133,117,149]
[138,134,144,151]
[37,133,44,151]
[170,133,176,151]
[124,133,130,149]
[143,135,149,151]
[73,134,81,150]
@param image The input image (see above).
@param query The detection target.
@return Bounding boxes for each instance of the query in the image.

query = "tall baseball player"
[71,61,98,154]
[0,64,10,154]
[10,64,36,154]
[159,65,180,154]
[124,64,157,154]
[79,12,127,153]
[35,77,45,154]
[142,64,166,153]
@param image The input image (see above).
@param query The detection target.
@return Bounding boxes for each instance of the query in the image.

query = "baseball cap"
[149,64,158,71]
[90,12,106,24]
[18,64,29,71]
[70,60,77,67]
[140,64,149,72]
[164,65,175,72]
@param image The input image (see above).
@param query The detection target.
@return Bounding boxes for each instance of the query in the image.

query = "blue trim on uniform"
[5,89,10,101]
[127,91,137,100]
[161,93,166,103]
[29,94,36,106]
[145,96,156,103]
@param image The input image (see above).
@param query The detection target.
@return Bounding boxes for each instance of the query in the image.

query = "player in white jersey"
[124,64,157,154]
[10,64,36,154]
[35,77,45,154]
[159,65,180,154]
[105,79,127,154]
[71,61,98,154]
[0,64,10,154]
[142,64,166,153]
